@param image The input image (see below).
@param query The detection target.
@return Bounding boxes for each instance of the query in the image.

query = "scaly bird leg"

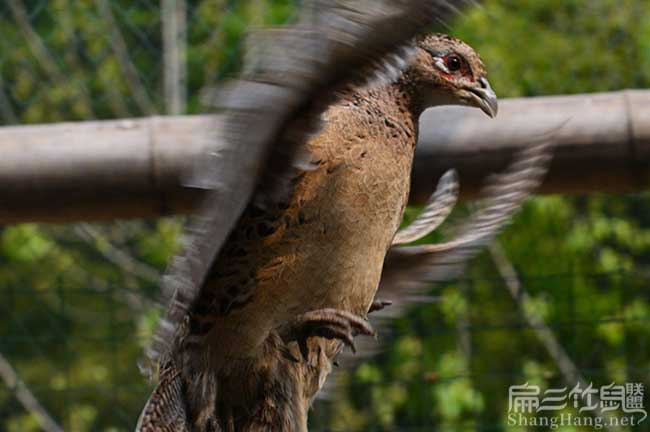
[285,309,375,360]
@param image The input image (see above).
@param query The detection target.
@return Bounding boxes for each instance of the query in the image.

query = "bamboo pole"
[411,89,650,201]
[162,0,187,115]
[0,90,648,224]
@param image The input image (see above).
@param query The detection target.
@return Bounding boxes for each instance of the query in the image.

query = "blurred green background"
[0,0,649,430]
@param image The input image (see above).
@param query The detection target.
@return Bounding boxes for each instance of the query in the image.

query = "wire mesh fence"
[1,1,650,431]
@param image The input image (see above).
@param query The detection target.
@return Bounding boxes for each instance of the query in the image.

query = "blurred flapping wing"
[378,134,556,318]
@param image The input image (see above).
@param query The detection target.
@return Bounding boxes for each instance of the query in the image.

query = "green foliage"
[455,0,650,97]
[0,1,649,431]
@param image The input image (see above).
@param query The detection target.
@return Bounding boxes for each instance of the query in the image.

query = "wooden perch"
[411,89,650,202]
[0,90,648,224]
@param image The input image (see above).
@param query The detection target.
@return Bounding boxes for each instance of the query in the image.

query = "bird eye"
[445,55,463,72]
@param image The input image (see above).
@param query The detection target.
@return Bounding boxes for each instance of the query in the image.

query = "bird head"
[406,33,498,118]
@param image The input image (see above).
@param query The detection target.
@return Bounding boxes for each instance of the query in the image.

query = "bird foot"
[288,308,375,360]
[368,299,393,314]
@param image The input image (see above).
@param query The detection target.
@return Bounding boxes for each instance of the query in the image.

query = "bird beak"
[468,77,498,118]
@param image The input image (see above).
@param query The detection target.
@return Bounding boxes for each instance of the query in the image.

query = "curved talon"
[288,309,375,359]
[368,299,393,314]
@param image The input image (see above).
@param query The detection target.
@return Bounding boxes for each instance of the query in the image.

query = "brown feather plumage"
[137,1,510,429]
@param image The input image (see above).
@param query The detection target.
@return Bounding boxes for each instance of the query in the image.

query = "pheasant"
[137,31,498,431]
